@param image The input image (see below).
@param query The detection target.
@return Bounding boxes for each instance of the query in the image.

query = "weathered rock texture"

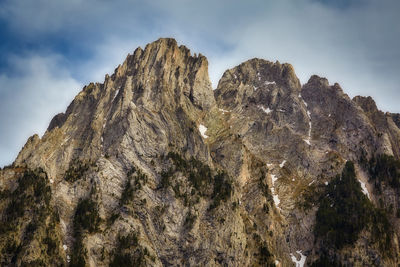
[1,38,400,266]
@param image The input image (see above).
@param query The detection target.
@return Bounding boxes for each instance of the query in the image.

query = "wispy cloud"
[0,54,81,165]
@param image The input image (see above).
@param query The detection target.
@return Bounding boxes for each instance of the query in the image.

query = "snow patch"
[63,245,68,251]
[270,174,280,209]
[279,160,286,168]
[49,178,54,184]
[264,81,276,85]
[308,180,315,186]
[199,124,209,139]
[257,72,261,81]
[325,181,329,186]
[219,108,229,114]
[271,174,278,185]
[253,86,258,91]
[258,105,272,114]
[301,98,312,146]
[358,180,370,199]
[273,194,280,208]
[112,89,120,101]
[290,251,307,267]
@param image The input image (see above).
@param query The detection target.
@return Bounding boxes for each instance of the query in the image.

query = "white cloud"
[0,54,81,166]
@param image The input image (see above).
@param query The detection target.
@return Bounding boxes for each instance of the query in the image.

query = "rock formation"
[1,38,400,266]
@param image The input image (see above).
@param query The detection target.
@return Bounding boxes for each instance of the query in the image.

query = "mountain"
[1,38,400,266]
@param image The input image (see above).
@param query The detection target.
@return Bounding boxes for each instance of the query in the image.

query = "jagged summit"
[1,38,400,266]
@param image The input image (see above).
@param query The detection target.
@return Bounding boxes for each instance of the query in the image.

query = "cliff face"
[1,38,400,266]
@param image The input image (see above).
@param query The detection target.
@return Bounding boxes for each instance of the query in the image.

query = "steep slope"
[1,38,400,266]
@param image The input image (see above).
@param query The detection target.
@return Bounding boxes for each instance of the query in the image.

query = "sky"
[0,0,399,166]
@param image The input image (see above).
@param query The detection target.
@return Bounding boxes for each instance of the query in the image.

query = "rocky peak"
[3,38,400,267]
[110,37,214,111]
[215,58,301,110]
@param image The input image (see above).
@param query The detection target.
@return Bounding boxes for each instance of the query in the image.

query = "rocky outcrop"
[1,38,400,266]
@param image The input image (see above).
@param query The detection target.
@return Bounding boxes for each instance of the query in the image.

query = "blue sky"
[0,0,399,166]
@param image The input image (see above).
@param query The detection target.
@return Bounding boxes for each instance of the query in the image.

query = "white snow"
[264,81,276,85]
[219,108,229,114]
[253,86,258,91]
[325,181,329,186]
[301,99,312,146]
[257,72,261,81]
[275,260,280,265]
[290,251,307,267]
[112,89,120,101]
[273,194,281,207]
[67,255,70,263]
[298,94,302,98]
[63,245,68,251]
[199,124,209,139]
[279,160,286,168]
[234,74,237,79]
[271,174,278,185]
[267,163,273,168]
[278,109,285,112]
[358,180,370,199]
[270,174,281,209]
[308,180,315,186]
[292,178,295,182]
[328,113,331,117]
[258,105,272,114]
[49,178,54,184]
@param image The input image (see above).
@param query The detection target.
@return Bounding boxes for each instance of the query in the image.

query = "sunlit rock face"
[1,38,400,266]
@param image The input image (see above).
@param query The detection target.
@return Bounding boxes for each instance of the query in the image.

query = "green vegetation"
[0,169,51,234]
[368,154,400,191]
[251,233,275,266]
[109,231,151,267]
[65,159,90,183]
[119,166,148,206]
[310,254,342,267]
[209,171,232,210]
[314,161,392,258]
[0,168,64,266]
[315,162,370,249]
[183,210,197,230]
[160,152,233,209]
[70,197,101,267]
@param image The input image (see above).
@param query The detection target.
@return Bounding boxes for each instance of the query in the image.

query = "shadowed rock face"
[1,38,400,266]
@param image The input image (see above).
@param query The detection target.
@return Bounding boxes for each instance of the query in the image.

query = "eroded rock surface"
[1,38,400,266]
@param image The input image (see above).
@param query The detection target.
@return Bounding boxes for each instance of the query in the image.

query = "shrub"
[65,159,89,183]
[315,162,373,249]
[368,154,400,190]
[315,161,392,255]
